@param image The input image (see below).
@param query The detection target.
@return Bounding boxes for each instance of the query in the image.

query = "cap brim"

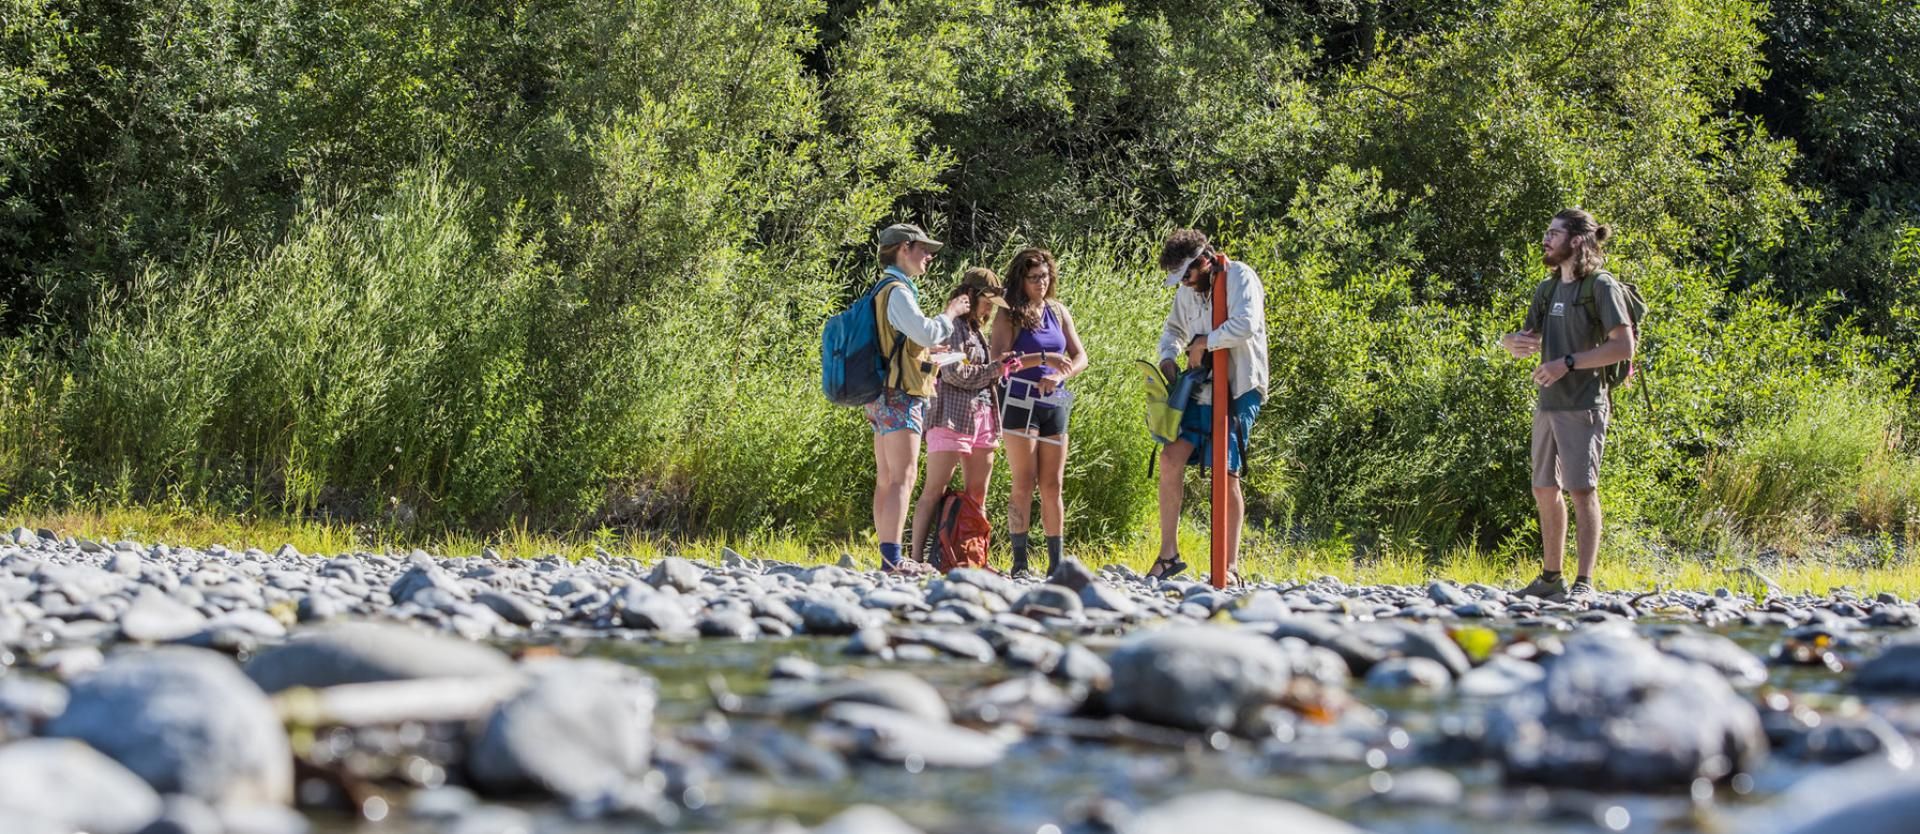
[922,239,944,253]
[979,294,1008,309]
[1164,255,1197,288]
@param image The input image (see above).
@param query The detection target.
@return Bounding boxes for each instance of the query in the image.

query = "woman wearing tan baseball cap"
[867,223,969,575]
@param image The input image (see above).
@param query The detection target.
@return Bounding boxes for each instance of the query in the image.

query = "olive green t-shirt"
[1524,272,1631,412]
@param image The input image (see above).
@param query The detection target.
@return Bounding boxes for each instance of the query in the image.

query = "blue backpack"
[821,272,909,406]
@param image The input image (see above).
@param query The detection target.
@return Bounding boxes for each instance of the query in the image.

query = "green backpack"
[1136,360,1187,445]
[1585,271,1648,387]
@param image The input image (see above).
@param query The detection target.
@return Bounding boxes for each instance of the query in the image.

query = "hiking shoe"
[1518,572,1568,601]
[1568,578,1596,601]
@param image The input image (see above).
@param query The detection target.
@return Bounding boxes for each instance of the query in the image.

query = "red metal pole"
[1210,257,1229,590]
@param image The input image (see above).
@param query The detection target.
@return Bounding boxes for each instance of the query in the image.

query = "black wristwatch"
[1562,354,1576,371]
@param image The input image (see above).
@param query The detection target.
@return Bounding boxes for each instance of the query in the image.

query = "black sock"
[1542,569,1563,582]
[1575,574,1591,586]
[1045,536,1063,575]
[1011,533,1030,572]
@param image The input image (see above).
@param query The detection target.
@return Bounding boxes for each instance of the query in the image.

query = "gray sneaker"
[1518,572,1568,601]
[1568,578,1595,601]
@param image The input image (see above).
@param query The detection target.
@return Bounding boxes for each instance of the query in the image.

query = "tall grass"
[1696,381,1920,549]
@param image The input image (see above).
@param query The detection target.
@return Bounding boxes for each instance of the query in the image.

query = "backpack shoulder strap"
[1527,277,1556,329]
[873,277,910,369]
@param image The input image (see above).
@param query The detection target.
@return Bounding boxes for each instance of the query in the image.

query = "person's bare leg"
[872,434,889,544]
[1533,486,1566,573]
[1004,435,1038,536]
[909,450,961,562]
[1157,440,1195,559]
[961,448,994,501]
[1568,488,1602,578]
[1037,436,1068,537]
[874,430,920,546]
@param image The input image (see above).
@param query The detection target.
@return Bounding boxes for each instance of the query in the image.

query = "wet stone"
[0,738,163,834]
[1487,628,1766,790]
[1854,638,1920,693]
[48,647,292,806]
[1012,584,1082,619]
[1106,627,1293,735]
[801,597,883,636]
[244,620,516,692]
[820,702,1007,768]
[1364,656,1453,692]
[468,657,657,802]
[647,557,705,593]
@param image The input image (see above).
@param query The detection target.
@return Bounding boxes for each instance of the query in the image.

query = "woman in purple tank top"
[991,248,1087,577]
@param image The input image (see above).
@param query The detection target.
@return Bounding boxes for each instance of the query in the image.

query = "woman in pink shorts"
[908,268,1010,566]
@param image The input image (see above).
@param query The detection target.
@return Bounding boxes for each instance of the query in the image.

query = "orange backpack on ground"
[927,489,992,573]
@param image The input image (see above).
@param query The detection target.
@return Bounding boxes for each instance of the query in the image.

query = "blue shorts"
[1178,391,1263,475]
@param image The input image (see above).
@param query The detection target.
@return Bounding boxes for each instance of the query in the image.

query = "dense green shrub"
[0,0,1917,554]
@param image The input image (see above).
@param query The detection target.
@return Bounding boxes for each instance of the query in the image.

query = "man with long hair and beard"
[1501,208,1636,602]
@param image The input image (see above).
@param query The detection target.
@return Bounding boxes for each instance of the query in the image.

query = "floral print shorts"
[864,389,927,436]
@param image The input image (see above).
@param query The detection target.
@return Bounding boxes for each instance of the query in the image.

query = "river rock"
[141,795,224,834]
[468,658,657,801]
[0,738,163,834]
[1012,584,1082,619]
[1365,656,1452,691]
[121,589,210,643]
[1487,628,1766,789]
[47,647,292,805]
[800,597,882,636]
[820,702,1007,768]
[1456,655,1545,698]
[244,620,516,692]
[1046,557,1096,591]
[1853,637,1920,693]
[616,586,695,634]
[390,561,469,605]
[812,805,925,834]
[1106,627,1293,734]
[0,675,69,738]
[1128,790,1365,833]
[1655,629,1769,687]
[780,671,951,724]
[647,557,705,593]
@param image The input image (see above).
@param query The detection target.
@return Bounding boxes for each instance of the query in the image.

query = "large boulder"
[243,620,516,692]
[1106,627,1293,734]
[1487,628,1766,790]
[46,647,293,805]
[0,738,163,834]
[467,658,657,801]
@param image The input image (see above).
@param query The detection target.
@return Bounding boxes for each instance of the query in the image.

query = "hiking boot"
[1568,578,1595,601]
[1518,572,1568,601]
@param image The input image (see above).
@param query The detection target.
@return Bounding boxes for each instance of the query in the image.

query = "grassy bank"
[11,505,1920,598]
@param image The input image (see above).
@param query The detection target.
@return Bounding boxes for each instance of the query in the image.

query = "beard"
[1541,244,1570,268]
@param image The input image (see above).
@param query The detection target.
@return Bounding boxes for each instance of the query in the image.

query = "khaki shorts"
[1531,407,1609,491]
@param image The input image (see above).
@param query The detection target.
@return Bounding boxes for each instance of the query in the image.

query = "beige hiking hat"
[877,222,943,252]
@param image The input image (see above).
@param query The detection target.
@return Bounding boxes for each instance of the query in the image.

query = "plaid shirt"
[929,320,999,435]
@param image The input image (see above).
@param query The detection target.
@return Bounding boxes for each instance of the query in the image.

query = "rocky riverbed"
[4,526,1920,833]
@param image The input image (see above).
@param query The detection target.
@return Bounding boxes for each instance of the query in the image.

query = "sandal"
[1212,568,1244,589]
[1145,553,1188,581]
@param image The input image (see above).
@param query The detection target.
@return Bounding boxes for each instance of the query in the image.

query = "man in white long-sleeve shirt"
[1147,229,1269,583]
